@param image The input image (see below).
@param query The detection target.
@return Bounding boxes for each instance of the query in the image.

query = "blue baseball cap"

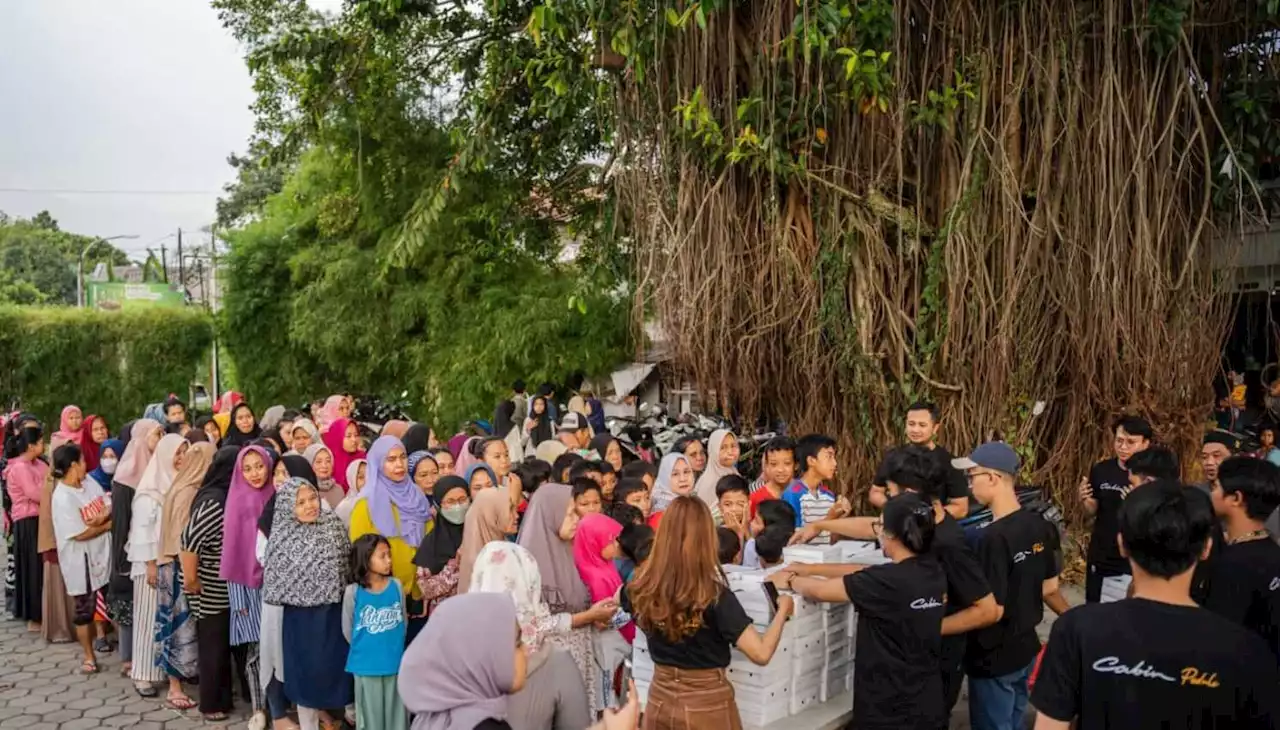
[952,442,1020,476]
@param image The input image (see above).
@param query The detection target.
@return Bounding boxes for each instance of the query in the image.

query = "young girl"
[573,513,630,710]
[343,535,407,730]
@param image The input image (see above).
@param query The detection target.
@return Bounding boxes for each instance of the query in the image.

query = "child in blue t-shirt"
[343,535,408,730]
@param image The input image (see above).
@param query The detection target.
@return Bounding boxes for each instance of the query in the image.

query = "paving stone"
[83,704,124,719]
[62,697,103,711]
[11,705,57,718]
[6,696,44,709]
[0,716,40,728]
[143,708,183,722]
[37,709,80,723]
[59,719,107,730]
[134,722,165,730]
[102,715,144,727]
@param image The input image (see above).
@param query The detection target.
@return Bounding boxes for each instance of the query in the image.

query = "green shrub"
[0,306,214,432]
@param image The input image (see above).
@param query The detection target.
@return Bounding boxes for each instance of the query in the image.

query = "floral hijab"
[469,542,557,653]
[262,477,350,607]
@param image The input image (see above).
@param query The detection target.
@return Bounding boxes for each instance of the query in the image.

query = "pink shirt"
[4,457,47,521]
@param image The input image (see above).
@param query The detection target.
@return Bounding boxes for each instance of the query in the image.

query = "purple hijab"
[398,592,517,730]
[360,435,432,546]
[219,445,277,587]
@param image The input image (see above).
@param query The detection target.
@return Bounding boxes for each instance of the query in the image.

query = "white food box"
[1100,575,1132,603]
[738,686,791,729]
[789,666,823,715]
[727,648,793,688]
[821,659,850,702]
[783,543,845,564]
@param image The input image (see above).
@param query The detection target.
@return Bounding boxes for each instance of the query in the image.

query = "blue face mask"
[440,503,469,525]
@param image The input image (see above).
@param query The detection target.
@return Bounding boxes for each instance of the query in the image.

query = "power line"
[0,187,220,196]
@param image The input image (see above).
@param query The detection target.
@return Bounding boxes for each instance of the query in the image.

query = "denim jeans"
[265,676,290,720]
[968,661,1034,730]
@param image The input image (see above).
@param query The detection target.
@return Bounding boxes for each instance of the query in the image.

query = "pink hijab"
[323,417,365,491]
[317,395,346,431]
[51,405,84,451]
[114,419,163,488]
[573,513,631,641]
[453,436,482,477]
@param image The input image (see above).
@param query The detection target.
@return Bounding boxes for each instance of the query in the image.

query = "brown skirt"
[643,665,742,730]
[41,559,76,643]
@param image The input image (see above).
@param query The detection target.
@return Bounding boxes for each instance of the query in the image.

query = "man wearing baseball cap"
[555,412,592,454]
[952,442,1068,730]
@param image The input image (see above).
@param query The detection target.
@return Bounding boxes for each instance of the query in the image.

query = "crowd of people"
[2,390,1280,730]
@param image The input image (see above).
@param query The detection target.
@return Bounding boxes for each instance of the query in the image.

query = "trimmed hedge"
[0,307,214,432]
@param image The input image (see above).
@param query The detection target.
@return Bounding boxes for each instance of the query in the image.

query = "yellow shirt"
[348,500,421,598]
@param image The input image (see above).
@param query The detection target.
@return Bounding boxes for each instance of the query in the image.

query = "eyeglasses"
[966,470,998,482]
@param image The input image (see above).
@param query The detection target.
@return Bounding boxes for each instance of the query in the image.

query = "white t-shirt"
[52,477,113,596]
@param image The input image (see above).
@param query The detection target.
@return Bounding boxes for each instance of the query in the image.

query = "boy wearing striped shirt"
[783,434,848,544]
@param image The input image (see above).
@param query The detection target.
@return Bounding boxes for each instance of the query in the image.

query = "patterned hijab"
[359,435,433,545]
[517,483,590,613]
[219,445,277,587]
[469,542,556,653]
[114,419,163,488]
[398,593,518,730]
[263,477,350,607]
[649,452,691,513]
[456,488,512,594]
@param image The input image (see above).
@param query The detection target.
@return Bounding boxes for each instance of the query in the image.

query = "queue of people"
[4,392,1280,730]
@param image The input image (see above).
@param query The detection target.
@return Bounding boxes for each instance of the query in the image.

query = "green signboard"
[85,281,186,310]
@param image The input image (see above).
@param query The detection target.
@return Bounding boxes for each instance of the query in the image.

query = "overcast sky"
[0,0,342,257]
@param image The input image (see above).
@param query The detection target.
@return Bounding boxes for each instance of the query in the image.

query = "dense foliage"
[213,1,630,429]
[0,307,214,430]
[0,211,130,305]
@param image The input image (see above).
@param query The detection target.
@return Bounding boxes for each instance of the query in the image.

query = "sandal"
[78,660,99,675]
[134,683,159,698]
[166,693,197,710]
[203,712,230,724]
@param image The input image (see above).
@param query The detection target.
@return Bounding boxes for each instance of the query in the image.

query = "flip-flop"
[78,660,99,675]
[203,712,230,724]
[165,694,197,710]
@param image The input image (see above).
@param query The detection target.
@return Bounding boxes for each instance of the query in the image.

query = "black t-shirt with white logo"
[843,557,946,730]
[965,508,1059,678]
[1032,599,1279,729]
[1203,538,1280,666]
[1086,458,1131,572]
[930,513,992,663]
[873,445,970,504]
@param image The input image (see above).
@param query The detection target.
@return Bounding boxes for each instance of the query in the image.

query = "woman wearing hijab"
[51,405,85,452]
[154,441,212,705]
[469,542,592,730]
[317,395,346,432]
[408,451,440,500]
[524,396,555,451]
[574,513,631,709]
[456,488,516,595]
[6,424,47,632]
[290,417,322,454]
[518,483,601,711]
[214,391,244,415]
[350,436,432,594]
[127,433,188,697]
[381,420,410,441]
[259,406,286,433]
[220,444,278,726]
[494,401,525,462]
[693,429,740,506]
[79,414,109,475]
[590,434,624,473]
[464,462,499,498]
[399,592,528,729]
[223,403,262,448]
[413,475,470,618]
[648,452,695,516]
[323,417,365,492]
[179,445,238,722]
[335,459,367,527]
[401,423,432,460]
[264,477,353,730]
[109,418,164,675]
[454,436,484,479]
[304,443,344,510]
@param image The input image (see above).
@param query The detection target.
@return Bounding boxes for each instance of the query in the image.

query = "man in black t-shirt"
[869,401,970,519]
[1032,481,1278,729]
[953,442,1066,730]
[794,445,997,726]
[1205,456,1280,665]
[1079,415,1152,603]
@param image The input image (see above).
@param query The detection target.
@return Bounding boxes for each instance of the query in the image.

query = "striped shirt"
[180,499,230,619]
[783,482,836,545]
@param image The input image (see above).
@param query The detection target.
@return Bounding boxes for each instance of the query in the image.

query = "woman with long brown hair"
[623,496,793,730]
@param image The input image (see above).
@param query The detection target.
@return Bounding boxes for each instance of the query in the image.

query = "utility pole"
[177,228,184,293]
[160,244,169,283]
[209,228,220,399]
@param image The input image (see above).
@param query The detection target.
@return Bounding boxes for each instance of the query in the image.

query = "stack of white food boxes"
[781,543,853,706]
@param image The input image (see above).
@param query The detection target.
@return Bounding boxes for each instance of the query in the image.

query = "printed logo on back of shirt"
[1097,482,1127,495]
[1012,542,1046,564]
[1269,576,1280,592]
[910,597,943,611]
[1092,657,1221,688]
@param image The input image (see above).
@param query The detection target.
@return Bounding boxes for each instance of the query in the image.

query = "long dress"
[154,561,198,680]
[38,476,75,642]
[182,499,233,715]
[282,603,354,709]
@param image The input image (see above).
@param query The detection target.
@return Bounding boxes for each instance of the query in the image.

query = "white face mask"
[100,458,118,475]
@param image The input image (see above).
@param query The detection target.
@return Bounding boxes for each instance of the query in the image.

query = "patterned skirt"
[154,562,198,681]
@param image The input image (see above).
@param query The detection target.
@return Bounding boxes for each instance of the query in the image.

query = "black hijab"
[413,476,469,573]
[258,455,319,538]
[402,423,432,457]
[494,400,517,436]
[589,433,617,462]
[117,419,137,450]
[528,397,553,446]
[223,403,261,447]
